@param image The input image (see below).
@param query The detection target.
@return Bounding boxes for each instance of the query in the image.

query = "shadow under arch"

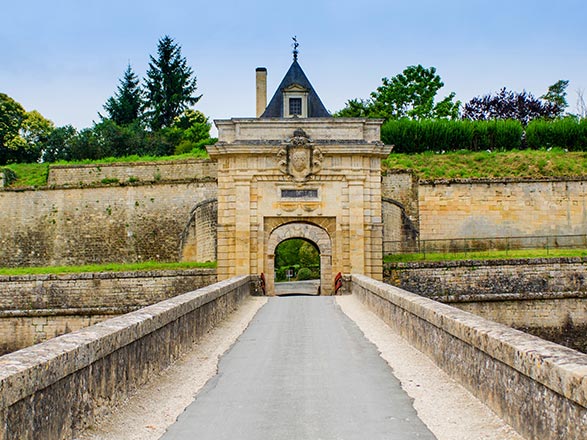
[265,221,333,296]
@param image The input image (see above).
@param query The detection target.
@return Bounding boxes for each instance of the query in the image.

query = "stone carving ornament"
[278,129,322,182]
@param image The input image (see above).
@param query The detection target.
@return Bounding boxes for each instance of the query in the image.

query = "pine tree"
[102,64,143,125]
[144,35,201,130]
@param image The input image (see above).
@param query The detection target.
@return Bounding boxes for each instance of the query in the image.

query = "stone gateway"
[209,57,391,294]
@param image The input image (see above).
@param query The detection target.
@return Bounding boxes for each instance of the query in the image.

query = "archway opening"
[265,222,333,296]
[274,238,320,295]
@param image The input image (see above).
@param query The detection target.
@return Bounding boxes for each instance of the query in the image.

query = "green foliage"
[384,149,587,180]
[3,163,49,187]
[102,64,144,125]
[1,94,56,164]
[296,267,314,281]
[540,80,569,114]
[381,119,523,153]
[0,261,216,276]
[335,65,460,121]
[384,248,587,263]
[274,239,320,281]
[144,35,201,130]
[526,117,587,151]
[42,125,78,162]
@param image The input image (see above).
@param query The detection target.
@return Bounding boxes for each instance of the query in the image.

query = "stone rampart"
[47,159,217,187]
[0,275,251,440]
[351,274,587,440]
[384,257,587,297]
[0,182,217,267]
[419,178,587,240]
[0,269,216,353]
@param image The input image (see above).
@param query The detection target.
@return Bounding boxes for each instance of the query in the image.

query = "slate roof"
[261,60,331,118]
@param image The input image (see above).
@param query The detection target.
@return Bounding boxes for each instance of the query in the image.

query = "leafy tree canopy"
[540,80,569,114]
[335,65,460,121]
[102,64,143,126]
[462,85,565,125]
[1,94,55,164]
[144,35,201,131]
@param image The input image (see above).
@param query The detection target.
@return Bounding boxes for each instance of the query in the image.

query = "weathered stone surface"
[210,118,390,293]
[385,258,587,297]
[351,274,587,440]
[0,275,250,440]
[419,178,587,240]
[47,159,217,187]
[0,182,217,267]
[0,269,216,353]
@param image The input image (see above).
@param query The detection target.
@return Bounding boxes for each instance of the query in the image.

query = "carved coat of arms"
[277,129,323,182]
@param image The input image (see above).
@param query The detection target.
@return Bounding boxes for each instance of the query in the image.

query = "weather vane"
[292,36,299,61]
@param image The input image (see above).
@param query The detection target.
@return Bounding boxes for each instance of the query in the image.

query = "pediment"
[283,83,309,93]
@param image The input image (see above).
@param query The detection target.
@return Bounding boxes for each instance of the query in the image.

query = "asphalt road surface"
[161,296,436,439]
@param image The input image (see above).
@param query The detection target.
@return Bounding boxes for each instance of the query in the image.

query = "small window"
[289,98,302,116]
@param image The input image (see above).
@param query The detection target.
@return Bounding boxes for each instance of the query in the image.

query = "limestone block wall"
[47,159,217,187]
[381,171,419,223]
[0,275,251,440]
[351,275,587,440]
[384,257,587,297]
[0,269,216,353]
[0,181,217,267]
[419,178,587,240]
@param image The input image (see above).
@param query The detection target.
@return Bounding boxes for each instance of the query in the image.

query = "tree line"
[3,50,587,165]
[1,36,212,166]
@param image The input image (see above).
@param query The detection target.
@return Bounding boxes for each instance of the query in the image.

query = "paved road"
[161,296,436,439]
[274,280,321,296]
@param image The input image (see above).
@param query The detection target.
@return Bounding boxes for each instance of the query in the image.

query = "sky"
[2,0,586,134]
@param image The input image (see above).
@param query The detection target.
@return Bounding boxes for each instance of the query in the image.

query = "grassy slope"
[0,261,216,276]
[3,150,209,188]
[384,248,587,263]
[383,148,587,180]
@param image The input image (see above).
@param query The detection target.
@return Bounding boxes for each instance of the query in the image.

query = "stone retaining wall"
[384,257,587,297]
[0,182,217,267]
[419,178,587,240]
[0,269,217,353]
[47,159,217,187]
[351,274,587,440]
[0,275,251,440]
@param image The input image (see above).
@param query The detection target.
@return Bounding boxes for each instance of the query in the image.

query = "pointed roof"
[261,60,331,118]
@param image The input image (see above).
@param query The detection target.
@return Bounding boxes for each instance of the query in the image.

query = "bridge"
[0,275,584,440]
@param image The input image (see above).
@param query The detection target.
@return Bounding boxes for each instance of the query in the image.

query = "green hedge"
[381,119,523,153]
[526,118,587,151]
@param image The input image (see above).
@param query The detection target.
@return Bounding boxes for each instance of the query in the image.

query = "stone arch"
[179,198,218,262]
[382,197,418,255]
[265,222,333,296]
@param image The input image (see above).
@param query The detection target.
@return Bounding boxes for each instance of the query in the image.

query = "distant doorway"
[265,222,333,295]
[274,238,320,296]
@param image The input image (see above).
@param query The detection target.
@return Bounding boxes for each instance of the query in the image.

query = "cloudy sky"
[2,0,586,131]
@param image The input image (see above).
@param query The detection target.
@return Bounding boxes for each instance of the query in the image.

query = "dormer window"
[289,98,302,116]
[283,84,309,118]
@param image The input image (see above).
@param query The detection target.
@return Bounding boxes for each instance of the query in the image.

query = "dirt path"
[336,295,524,440]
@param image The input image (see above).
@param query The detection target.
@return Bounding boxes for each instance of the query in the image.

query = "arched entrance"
[265,222,333,296]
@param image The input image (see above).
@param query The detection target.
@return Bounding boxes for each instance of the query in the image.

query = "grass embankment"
[0,261,216,276]
[3,150,209,188]
[383,148,587,180]
[384,248,587,263]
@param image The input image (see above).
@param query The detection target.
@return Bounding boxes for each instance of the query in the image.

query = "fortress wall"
[0,181,217,267]
[47,159,217,187]
[419,178,587,240]
[0,269,216,354]
[352,274,587,440]
[0,275,250,440]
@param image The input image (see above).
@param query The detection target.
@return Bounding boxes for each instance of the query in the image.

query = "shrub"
[296,267,315,281]
[382,119,523,153]
[526,117,587,151]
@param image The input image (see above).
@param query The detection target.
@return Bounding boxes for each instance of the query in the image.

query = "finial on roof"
[292,36,299,61]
